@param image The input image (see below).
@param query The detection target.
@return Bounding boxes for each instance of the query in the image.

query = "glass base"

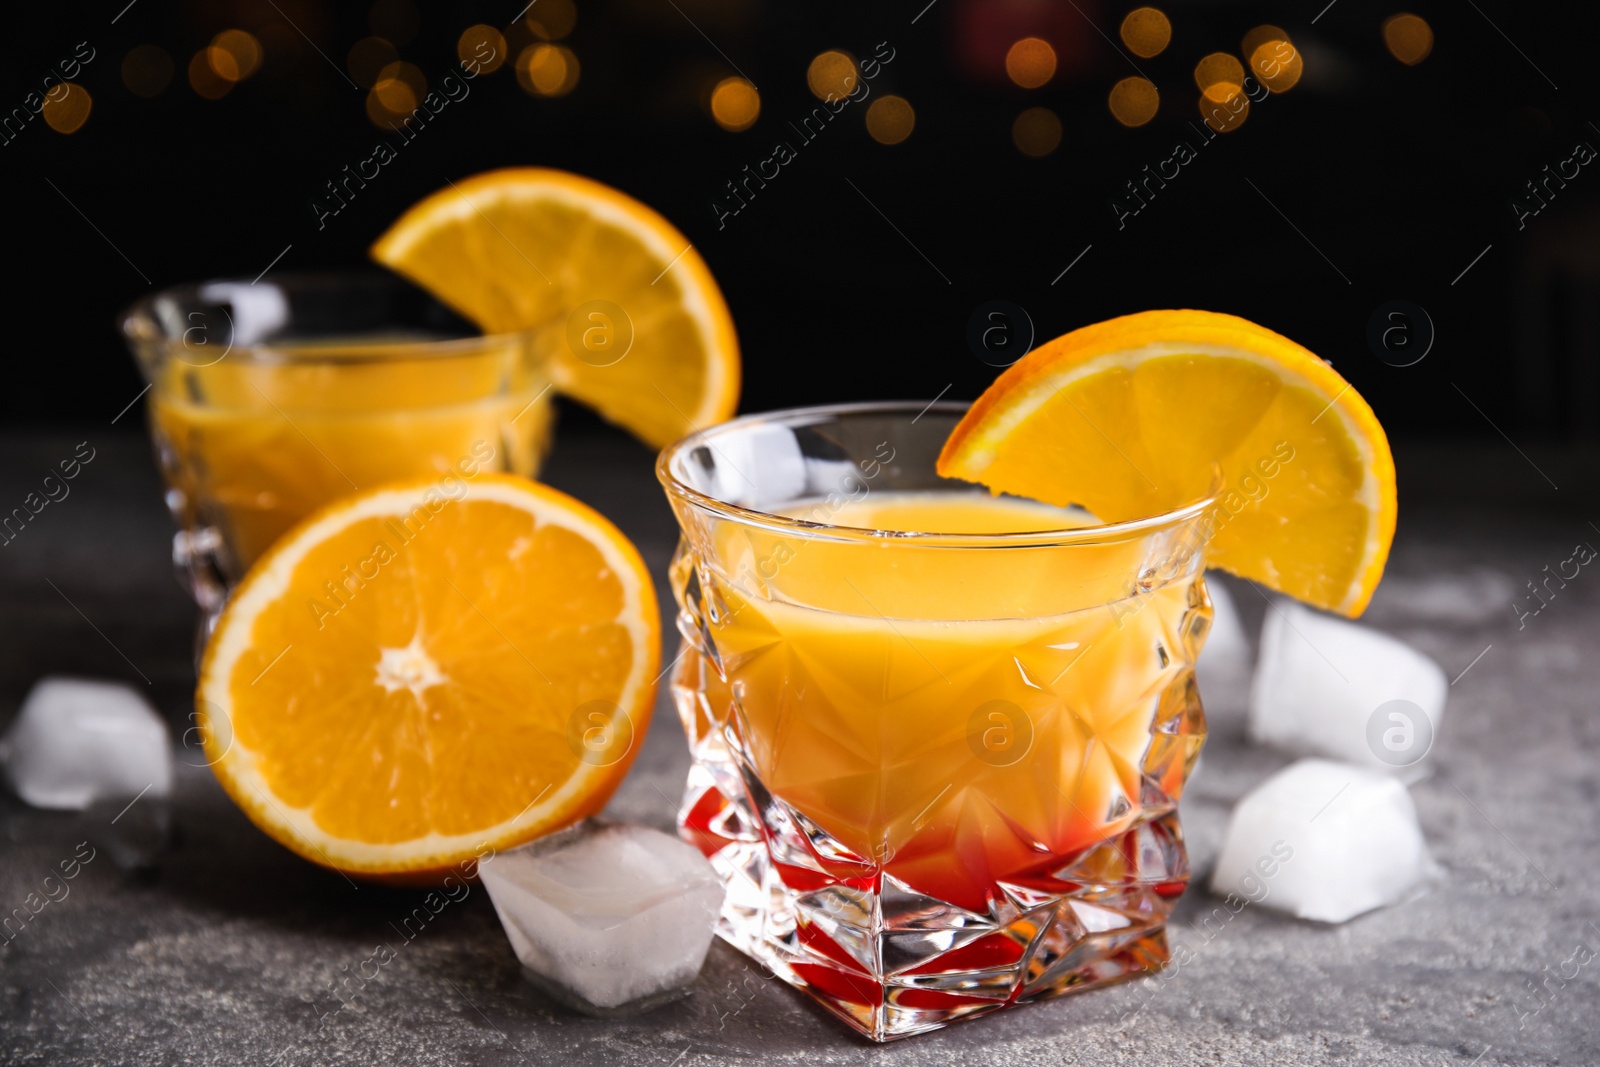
[679,763,1185,1041]
[673,642,1196,1042]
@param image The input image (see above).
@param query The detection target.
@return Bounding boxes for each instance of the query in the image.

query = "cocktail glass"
[657,402,1215,1041]
[121,272,554,624]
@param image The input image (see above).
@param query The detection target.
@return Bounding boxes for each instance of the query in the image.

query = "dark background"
[3,0,1597,444]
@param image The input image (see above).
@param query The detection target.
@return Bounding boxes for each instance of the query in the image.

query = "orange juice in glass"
[658,403,1213,1041]
[121,273,553,615]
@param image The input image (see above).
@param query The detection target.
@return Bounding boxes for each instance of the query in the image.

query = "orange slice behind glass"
[372,168,740,448]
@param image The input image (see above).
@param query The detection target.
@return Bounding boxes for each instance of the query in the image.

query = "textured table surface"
[1,426,1597,1067]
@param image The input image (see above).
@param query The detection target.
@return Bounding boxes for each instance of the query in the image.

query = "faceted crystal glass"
[657,402,1215,1041]
[121,272,554,619]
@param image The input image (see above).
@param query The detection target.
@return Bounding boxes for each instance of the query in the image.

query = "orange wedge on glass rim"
[372,167,740,448]
[197,473,660,879]
[938,309,1396,616]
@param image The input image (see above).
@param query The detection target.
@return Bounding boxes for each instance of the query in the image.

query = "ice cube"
[1196,578,1251,712]
[479,821,724,1014]
[1210,758,1433,923]
[714,423,807,510]
[2,677,173,811]
[1249,600,1446,779]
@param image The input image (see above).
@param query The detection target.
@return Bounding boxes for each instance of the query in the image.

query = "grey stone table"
[2,426,1597,1066]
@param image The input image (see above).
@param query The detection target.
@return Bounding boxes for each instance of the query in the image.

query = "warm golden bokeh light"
[1120,7,1172,59]
[121,45,174,99]
[1200,82,1249,133]
[376,61,425,109]
[1241,24,1290,59]
[372,83,415,117]
[348,37,398,88]
[1250,39,1303,93]
[518,44,579,97]
[527,0,578,41]
[368,0,420,47]
[458,25,507,73]
[1012,107,1062,157]
[1194,52,1245,93]
[1108,76,1159,127]
[806,50,858,101]
[865,95,915,144]
[709,76,760,131]
[363,59,427,127]
[1383,13,1433,65]
[1004,37,1057,88]
[188,50,232,99]
[41,84,91,134]
[366,84,409,126]
[207,30,262,83]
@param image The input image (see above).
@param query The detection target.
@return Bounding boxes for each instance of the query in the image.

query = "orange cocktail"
[659,403,1213,1041]
[123,274,553,610]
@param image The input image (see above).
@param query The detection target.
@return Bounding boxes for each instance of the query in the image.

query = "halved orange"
[372,168,740,448]
[938,310,1396,616]
[197,473,660,876]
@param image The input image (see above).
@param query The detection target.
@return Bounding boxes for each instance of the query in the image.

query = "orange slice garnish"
[938,309,1396,615]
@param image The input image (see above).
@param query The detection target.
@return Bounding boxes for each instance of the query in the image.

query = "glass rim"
[118,269,535,366]
[656,400,1221,548]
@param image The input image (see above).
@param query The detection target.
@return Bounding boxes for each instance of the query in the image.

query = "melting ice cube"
[479,821,724,1014]
[1210,758,1434,923]
[1249,600,1446,779]
[1196,578,1252,712]
[2,677,172,811]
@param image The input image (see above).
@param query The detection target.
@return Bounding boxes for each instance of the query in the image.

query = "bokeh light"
[1012,107,1061,157]
[527,0,578,41]
[709,76,760,131]
[1193,52,1245,93]
[188,50,232,99]
[1108,76,1159,127]
[1200,82,1249,133]
[1120,7,1171,59]
[807,50,857,101]
[865,95,915,144]
[517,44,579,97]
[458,25,507,73]
[41,84,91,134]
[1004,38,1056,88]
[1241,25,1291,58]
[121,45,174,99]
[1383,13,1433,65]
[368,0,420,47]
[207,30,262,83]
[373,61,424,112]
[366,87,407,126]
[348,37,398,88]
[1250,39,1303,93]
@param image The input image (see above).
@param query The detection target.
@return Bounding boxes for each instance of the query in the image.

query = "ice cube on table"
[1196,578,1252,712]
[2,677,173,811]
[479,821,725,1014]
[1249,600,1447,779]
[1210,758,1434,923]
